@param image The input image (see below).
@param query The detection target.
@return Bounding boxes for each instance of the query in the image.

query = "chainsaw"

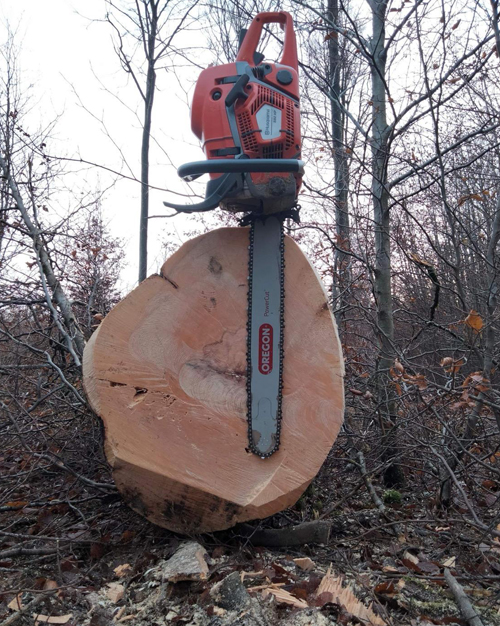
[164,11,303,458]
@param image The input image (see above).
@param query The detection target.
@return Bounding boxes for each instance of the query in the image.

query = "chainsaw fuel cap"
[276,69,293,85]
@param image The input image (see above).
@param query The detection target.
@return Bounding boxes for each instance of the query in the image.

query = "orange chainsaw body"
[189,12,302,213]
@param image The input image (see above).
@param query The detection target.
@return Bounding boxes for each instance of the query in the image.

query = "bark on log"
[238,520,331,547]
[83,227,344,533]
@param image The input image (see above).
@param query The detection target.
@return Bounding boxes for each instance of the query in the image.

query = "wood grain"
[83,227,344,533]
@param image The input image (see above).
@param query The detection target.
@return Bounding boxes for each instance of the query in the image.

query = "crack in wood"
[159,271,179,289]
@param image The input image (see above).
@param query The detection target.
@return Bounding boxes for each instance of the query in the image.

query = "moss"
[399,577,500,625]
[383,489,402,504]
[406,597,457,617]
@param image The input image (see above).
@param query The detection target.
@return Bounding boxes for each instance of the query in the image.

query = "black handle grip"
[178,159,304,181]
[225,74,250,107]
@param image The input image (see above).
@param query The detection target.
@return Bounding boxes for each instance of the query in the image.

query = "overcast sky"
[1,0,208,291]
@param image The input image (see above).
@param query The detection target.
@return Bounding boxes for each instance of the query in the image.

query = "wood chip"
[442,556,456,568]
[117,616,137,623]
[33,615,73,624]
[106,582,125,603]
[7,595,24,611]
[113,606,126,622]
[161,542,209,582]
[240,570,264,581]
[211,607,226,617]
[113,563,133,578]
[293,557,315,572]
[402,551,419,565]
[248,582,285,592]
[316,566,386,626]
[261,587,308,609]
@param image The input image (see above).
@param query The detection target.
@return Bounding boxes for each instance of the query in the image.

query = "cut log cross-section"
[83,227,344,534]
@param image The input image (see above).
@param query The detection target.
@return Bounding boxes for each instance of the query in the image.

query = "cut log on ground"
[238,520,331,547]
[83,227,344,533]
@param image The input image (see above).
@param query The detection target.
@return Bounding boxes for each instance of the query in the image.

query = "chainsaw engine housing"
[190,12,302,214]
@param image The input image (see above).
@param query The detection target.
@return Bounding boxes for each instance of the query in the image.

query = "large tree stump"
[83,227,344,533]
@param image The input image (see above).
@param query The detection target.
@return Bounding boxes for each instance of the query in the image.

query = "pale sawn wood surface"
[83,227,344,533]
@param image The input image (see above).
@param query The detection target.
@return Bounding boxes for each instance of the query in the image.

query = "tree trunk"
[138,6,158,283]
[327,0,351,329]
[368,0,402,487]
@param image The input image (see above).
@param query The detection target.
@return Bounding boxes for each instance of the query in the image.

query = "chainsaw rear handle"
[177,158,304,181]
[236,12,298,71]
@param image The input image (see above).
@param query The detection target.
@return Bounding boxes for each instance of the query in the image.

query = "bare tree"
[0,25,85,362]
[104,0,199,283]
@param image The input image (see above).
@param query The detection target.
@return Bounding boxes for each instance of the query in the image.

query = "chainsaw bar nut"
[268,176,287,196]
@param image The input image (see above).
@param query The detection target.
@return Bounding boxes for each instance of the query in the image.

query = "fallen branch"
[238,520,331,547]
[0,547,58,560]
[357,451,401,537]
[431,448,500,539]
[444,568,484,626]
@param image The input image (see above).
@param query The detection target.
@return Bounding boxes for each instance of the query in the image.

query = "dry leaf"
[394,360,404,375]
[441,357,465,373]
[42,580,59,591]
[440,357,453,369]
[106,582,125,603]
[33,615,72,625]
[382,565,399,573]
[464,310,483,332]
[261,587,308,609]
[493,523,500,545]
[417,561,440,574]
[294,557,315,572]
[374,582,396,598]
[315,567,386,625]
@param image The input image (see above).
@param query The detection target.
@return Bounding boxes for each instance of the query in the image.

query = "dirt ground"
[1,445,500,626]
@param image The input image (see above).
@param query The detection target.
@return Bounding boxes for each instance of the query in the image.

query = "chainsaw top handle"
[236,12,298,71]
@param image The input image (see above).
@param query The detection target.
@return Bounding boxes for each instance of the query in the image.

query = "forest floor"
[1,446,500,626]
